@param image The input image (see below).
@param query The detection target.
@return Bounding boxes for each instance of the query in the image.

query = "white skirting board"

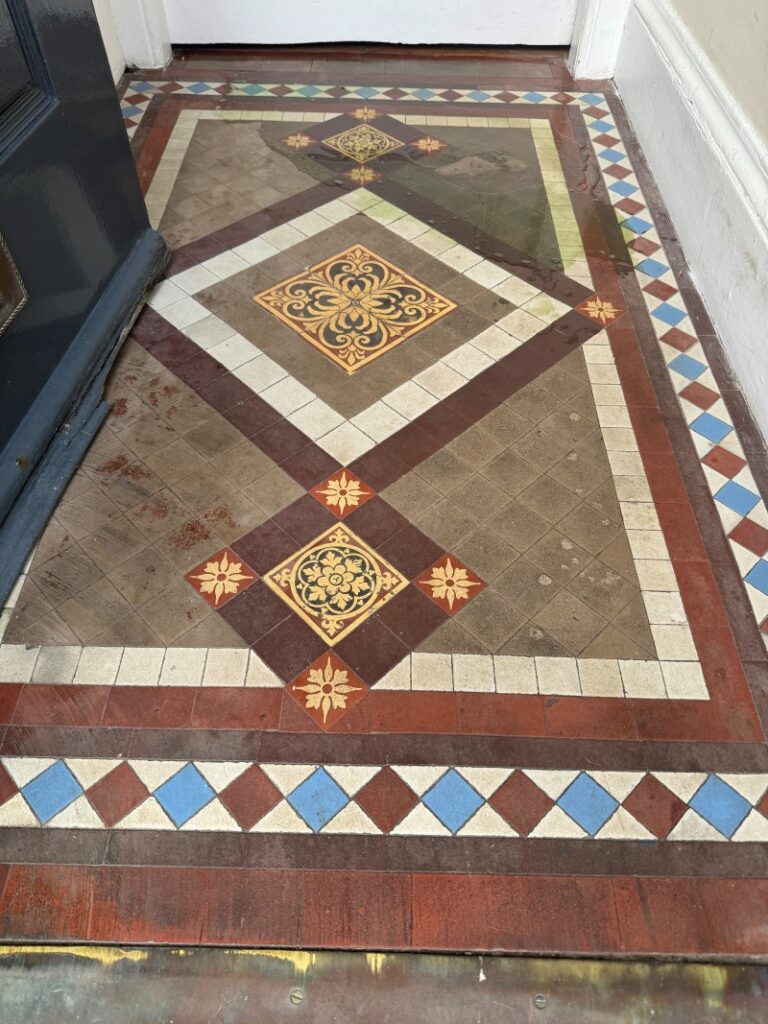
[615,0,768,440]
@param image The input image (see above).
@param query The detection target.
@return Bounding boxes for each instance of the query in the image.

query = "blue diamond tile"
[621,215,653,234]
[715,479,759,515]
[241,84,267,95]
[287,768,349,831]
[130,81,153,93]
[412,88,435,101]
[466,90,489,101]
[154,763,215,827]
[637,257,670,278]
[690,413,732,444]
[668,353,706,380]
[689,775,750,838]
[421,770,484,834]
[745,560,768,596]
[21,761,83,824]
[557,773,619,836]
[187,82,212,94]
[590,118,615,132]
[609,180,638,198]
[298,85,321,97]
[121,105,144,119]
[523,91,546,103]
[580,93,605,106]
[652,302,687,327]
[599,148,627,163]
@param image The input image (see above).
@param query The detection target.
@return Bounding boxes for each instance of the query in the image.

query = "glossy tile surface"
[1,49,768,958]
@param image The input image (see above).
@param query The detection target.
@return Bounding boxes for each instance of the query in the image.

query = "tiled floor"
[1,48,768,957]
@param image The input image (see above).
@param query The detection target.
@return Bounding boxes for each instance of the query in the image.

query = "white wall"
[91,0,125,82]
[616,0,768,438]
[162,0,578,46]
[670,0,768,143]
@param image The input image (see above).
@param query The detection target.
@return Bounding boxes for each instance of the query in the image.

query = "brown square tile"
[479,405,532,446]
[82,517,149,574]
[415,450,473,495]
[54,488,122,542]
[211,442,277,486]
[244,467,305,518]
[526,529,593,584]
[493,558,560,615]
[498,622,570,658]
[581,624,652,660]
[488,499,549,552]
[481,449,540,497]
[547,449,608,498]
[184,417,245,460]
[512,427,568,472]
[381,472,441,520]
[453,588,525,651]
[57,577,133,642]
[452,527,518,580]
[416,616,488,654]
[533,590,608,655]
[567,559,639,620]
[126,489,191,543]
[447,474,510,523]
[557,503,621,555]
[517,476,581,526]
[415,499,478,550]
[30,546,103,605]
[448,424,506,467]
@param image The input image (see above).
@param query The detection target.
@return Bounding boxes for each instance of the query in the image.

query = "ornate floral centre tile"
[323,122,404,163]
[253,244,456,372]
[310,469,376,519]
[416,555,486,615]
[289,652,367,729]
[264,524,408,644]
[185,547,257,608]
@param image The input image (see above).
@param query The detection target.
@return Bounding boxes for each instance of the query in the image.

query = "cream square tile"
[161,297,208,330]
[170,264,220,295]
[521,293,570,324]
[185,315,237,350]
[471,325,520,359]
[464,260,511,290]
[159,648,207,687]
[497,308,545,342]
[115,648,164,686]
[383,381,439,420]
[536,657,580,695]
[442,342,494,379]
[287,398,345,440]
[260,376,315,416]
[619,659,665,698]
[351,401,409,443]
[316,422,375,463]
[200,251,251,280]
[232,237,280,265]
[0,644,39,682]
[412,653,453,691]
[578,659,624,697]
[232,354,289,391]
[203,648,249,687]
[73,646,122,686]
[492,276,540,307]
[207,333,258,370]
[245,653,283,687]
[494,656,537,693]
[643,591,687,625]
[413,362,466,399]
[453,654,494,691]
[31,646,81,685]
[661,661,708,699]
[651,624,697,661]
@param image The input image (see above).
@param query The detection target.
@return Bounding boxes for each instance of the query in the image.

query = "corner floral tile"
[416,555,486,615]
[185,547,257,608]
[412,136,447,154]
[289,652,368,730]
[253,244,456,373]
[264,524,408,645]
[576,293,625,327]
[310,469,376,519]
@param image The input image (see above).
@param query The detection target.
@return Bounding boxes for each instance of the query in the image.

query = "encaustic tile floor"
[1,47,768,958]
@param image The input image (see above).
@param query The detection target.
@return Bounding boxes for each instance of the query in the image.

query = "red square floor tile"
[355,767,419,833]
[489,771,553,836]
[621,775,687,839]
[219,765,282,830]
[87,763,150,828]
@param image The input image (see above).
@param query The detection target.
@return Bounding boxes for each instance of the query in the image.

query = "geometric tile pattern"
[3,758,767,840]
[254,244,455,373]
[263,524,408,645]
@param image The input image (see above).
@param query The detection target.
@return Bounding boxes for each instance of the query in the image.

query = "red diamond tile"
[0,761,17,806]
[219,766,282,830]
[416,555,485,615]
[551,92,573,104]
[355,767,418,833]
[757,789,768,816]
[496,91,519,103]
[628,236,661,256]
[680,381,719,410]
[603,164,632,180]
[729,518,768,558]
[644,279,678,301]
[701,445,747,479]
[760,616,768,637]
[583,105,609,118]
[489,771,553,836]
[617,197,646,217]
[185,547,257,608]
[661,327,697,352]
[310,469,376,519]
[288,652,368,731]
[87,763,150,828]
[594,133,621,148]
[622,775,687,838]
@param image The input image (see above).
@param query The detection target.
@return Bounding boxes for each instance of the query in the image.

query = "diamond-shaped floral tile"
[185,547,257,608]
[576,293,624,326]
[310,469,376,519]
[288,652,368,730]
[416,555,485,615]
[264,523,408,645]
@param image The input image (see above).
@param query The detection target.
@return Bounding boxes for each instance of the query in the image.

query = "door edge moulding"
[0,230,167,608]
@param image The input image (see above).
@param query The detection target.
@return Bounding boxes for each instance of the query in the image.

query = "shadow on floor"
[1,946,766,1022]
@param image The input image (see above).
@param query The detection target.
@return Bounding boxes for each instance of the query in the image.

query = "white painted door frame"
[103,0,630,76]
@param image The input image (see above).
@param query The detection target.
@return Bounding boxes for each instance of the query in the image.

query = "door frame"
[104,0,631,78]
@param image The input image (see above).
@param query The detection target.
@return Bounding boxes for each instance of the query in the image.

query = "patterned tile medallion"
[253,244,456,372]
[416,555,486,615]
[185,547,257,608]
[323,122,404,164]
[310,470,376,519]
[288,652,368,729]
[263,524,408,644]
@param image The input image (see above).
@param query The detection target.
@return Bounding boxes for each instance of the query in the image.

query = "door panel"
[162,0,579,46]
[0,0,166,599]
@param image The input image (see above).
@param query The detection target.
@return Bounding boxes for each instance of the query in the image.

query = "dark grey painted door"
[0,0,166,600]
